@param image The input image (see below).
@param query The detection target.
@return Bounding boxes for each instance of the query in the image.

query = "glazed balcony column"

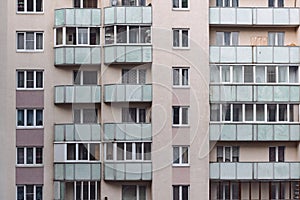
[55,85,101,104]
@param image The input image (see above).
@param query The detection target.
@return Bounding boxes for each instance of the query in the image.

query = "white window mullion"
[63,27,66,46]
[33,109,36,126]
[230,104,233,122]
[88,181,91,200]
[81,182,83,200]
[76,144,79,160]
[287,104,290,122]
[74,182,76,200]
[80,0,84,8]
[76,28,79,45]
[133,143,136,160]
[95,181,98,200]
[276,66,279,83]
[33,33,36,51]
[24,71,27,88]
[124,143,127,160]
[141,143,145,161]
[264,66,267,83]
[113,143,117,161]
[33,0,36,12]
[87,28,90,45]
[24,109,27,127]
[24,0,27,12]
[127,26,129,44]
[33,71,37,89]
[24,147,27,164]
[242,104,245,122]
[33,185,36,200]
[264,104,267,122]
[230,66,233,83]
[254,104,256,122]
[136,109,140,123]
[276,104,279,122]
[179,30,182,47]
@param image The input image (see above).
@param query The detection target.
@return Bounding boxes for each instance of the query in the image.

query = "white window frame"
[216,32,239,46]
[65,142,101,162]
[269,146,285,162]
[16,32,44,52]
[16,109,43,128]
[172,106,189,126]
[16,70,44,90]
[73,70,98,85]
[69,181,99,200]
[122,185,147,200]
[172,67,190,87]
[268,32,285,46]
[172,0,190,10]
[122,68,147,84]
[172,146,190,166]
[16,185,43,200]
[16,147,43,166]
[16,0,44,13]
[217,146,239,162]
[74,0,98,8]
[73,108,98,124]
[122,107,147,123]
[173,185,190,200]
[173,28,190,49]
[104,142,151,162]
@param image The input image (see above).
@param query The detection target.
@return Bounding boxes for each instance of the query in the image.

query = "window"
[105,142,151,161]
[216,32,239,46]
[268,32,285,46]
[122,185,146,200]
[73,109,98,124]
[73,71,98,85]
[67,143,100,161]
[17,0,43,13]
[173,106,189,126]
[17,147,43,165]
[17,109,43,127]
[269,0,284,7]
[122,69,146,84]
[17,70,43,89]
[173,29,189,48]
[17,32,43,51]
[173,68,189,86]
[105,25,151,45]
[270,182,285,199]
[65,181,100,200]
[121,0,146,6]
[17,185,43,200]
[173,0,189,9]
[173,185,189,200]
[173,146,189,166]
[122,108,147,123]
[269,146,285,162]
[74,0,97,8]
[210,104,220,121]
[216,0,239,7]
[217,146,239,162]
[221,104,231,122]
[217,182,239,200]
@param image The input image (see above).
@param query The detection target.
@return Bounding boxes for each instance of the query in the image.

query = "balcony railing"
[54,163,101,181]
[104,162,152,181]
[104,84,152,102]
[54,124,101,142]
[104,45,152,64]
[210,7,300,26]
[210,46,300,64]
[210,162,300,180]
[55,85,101,104]
[210,123,300,141]
[104,6,152,25]
[103,123,152,141]
[55,47,101,66]
[210,85,300,102]
[55,8,101,27]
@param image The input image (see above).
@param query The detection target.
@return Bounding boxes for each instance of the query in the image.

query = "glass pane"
[26,185,34,200]
[182,107,188,124]
[18,71,25,88]
[256,104,265,121]
[105,27,114,44]
[210,66,220,83]
[117,26,127,43]
[216,32,224,45]
[173,147,179,164]
[221,66,230,82]
[36,186,43,200]
[256,66,265,83]
[17,186,24,200]
[277,32,285,46]
[76,182,81,199]
[17,33,25,49]
[210,104,220,121]
[136,143,142,160]
[222,104,231,121]
[233,66,242,83]
[67,144,76,160]
[231,32,239,45]
[244,66,254,83]
[26,71,34,88]
[290,105,299,122]
[269,147,276,162]
[182,0,188,8]
[139,186,146,200]
[173,0,179,8]
[267,104,276,122]
[83,182,88,199]
[278,66,288,83]
[278,0,284,7]
[182,68,189,85]
[140,26,151,43]
[26,148,34,164]
[217,146,223,162]
[26,32,34,50]
[78,144,88,160]
[26,110,34,126]
[278,146,285,162]
[129,26,139,43]
[117,143,124,160]
[106,143,113,160]
[232,146,239,162]
[232,183,239,199]
[233,104,242,122]
[83,109,97,123]
[182,186,189,200]
[73,71,81,85]
[139,109,146,123]
[122,185,136,200]
[18,110,25,126]
[224,147,231,162]
[129,108,137,123]
[90,27,100,45]
[35,148,43,164]
[182,147,189,164]
[17,148,24,164]
[173,69,180,85]
[18,0,25,12]
[269,0,274,7]
[224,32,231,46]
[89,143,100,161]
[279,105,287,121]
[74,109,81,123]
[83,71,97,85]
[90,182,96,200]
[144,143,151,160]
[182,30,189,47]
[126,143,132,160]
[36,0,43,12]
[66,27,76,45]
[36,110,43,126]
[56,28,63,45]
[173,186,179,200]
[289,66,298,83]
[36,72,43,88]
[173,107,180,125]
[78,28,88,44]
[267,66,276,83]
[27,0,34,11]
[245,104,253,121]
[138,69,146,84]
[74,0,80,7]
[268,32,275,45]
[232,0,239,7]
[173,30,179,47]
[36,33,43,50]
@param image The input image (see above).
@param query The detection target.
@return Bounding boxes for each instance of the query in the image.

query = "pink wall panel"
[172,88,190,105]
[16,129,44,146]
[16,90,44,108]
[172,167,190,184]
[16,167,44,184]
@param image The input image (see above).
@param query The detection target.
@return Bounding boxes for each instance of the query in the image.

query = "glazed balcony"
[54,124,101,142]
[54,8,101,27]
[104,6,152,25]
[210,7,300,26]
[103,123,152,141]
[210,123,300,141]
[55,85,101,104]
[210,162,300,180]
[210,46,300,64]
[104,162,152,181]
[104,84,152,102]
[54,163,101,181]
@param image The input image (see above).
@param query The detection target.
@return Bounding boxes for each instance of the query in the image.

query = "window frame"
[16,109,44,128]
[172,146,190,167]
[216,31,239,46]
[172,0,190,10]
[16,147,43,166]
[16,31,44,52]
[122,185,147,200]
[269,146,285,162]
[172,28,190,49]
[73,70,98,85]
[173,185,190,200]
[66,142,101,162]
[172,67,190,87]
[17,0,44,13]
[16,185,43,200]
[73,108,98,124]
[122,68,147,85]
[122,107,148,123]
[217,146,240,162]
[172,106,189,126]
[16,70,44,90]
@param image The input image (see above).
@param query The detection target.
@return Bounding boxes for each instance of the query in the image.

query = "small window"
[267,104,276,122]
[17,109,43,127]
[256,104,265,121]
[73,109,98,124]
[67,143,100,161]
[17,147,43,165]
[122,108,146,123]
[269,0,284,7]
[210,104,220,121]
[221,66,230,82]
[216,0,239,7]
[222,104,231,121]
[173,146,189,166]
[244,66,254,83]
[74,0,97,8]
[173,106,189,126]
[278,66,288,83]
[122,185,146,200]
[17,70,44,89]
[17,32,44,51]
[17,0,43,13]
[173,185,189,200]
[267,66,276,83]
[289,66,298,83]
[17,185,43,200]
[217,146,239,162]
[173,0,189,9]
[232,104,242,122]
[269,146,285,162]
[73,71,98,85]
[122,69,146,84]
[173,68,189,86]
[233,66,242,83]
[216,32,239,46]
[245,104,253,121]
[268,32,285,46]
[289,104,299,122]
[173,29,189,48]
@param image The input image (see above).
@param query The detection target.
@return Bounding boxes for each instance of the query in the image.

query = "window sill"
[172,164,190,167]
[16,164,44,167]
[16,50,44,53]
[172,8,190,11]
[172,125,190,128]
[16,126,44,129]
[16,88,44,91]
[173,47,190,50]
[16,12,44,15]
[172,86,190,89]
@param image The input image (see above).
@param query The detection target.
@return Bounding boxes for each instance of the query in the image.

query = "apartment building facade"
[0,0,209,199]
[209,0,300,199]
